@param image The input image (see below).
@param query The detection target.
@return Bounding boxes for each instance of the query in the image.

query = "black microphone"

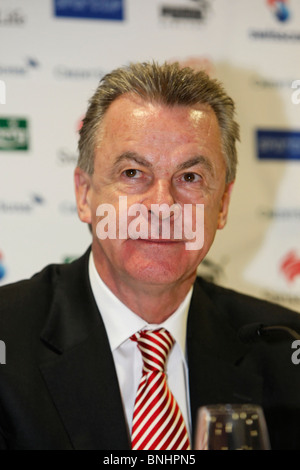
[238,322,300,343]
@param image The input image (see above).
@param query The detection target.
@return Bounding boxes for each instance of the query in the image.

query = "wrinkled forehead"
[96,93,219,145]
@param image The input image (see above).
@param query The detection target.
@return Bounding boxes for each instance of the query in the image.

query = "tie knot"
[131,328,174,373]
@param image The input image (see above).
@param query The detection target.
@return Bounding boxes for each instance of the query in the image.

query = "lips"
[131,238,185,244]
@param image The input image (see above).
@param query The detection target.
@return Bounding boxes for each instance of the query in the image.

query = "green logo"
[0,118,29,151]
[62,255,78,264]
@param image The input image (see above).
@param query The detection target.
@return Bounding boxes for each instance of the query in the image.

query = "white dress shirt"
[88,252,193,439]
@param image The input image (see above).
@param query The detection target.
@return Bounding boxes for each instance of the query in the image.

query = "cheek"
[89,187,117,219]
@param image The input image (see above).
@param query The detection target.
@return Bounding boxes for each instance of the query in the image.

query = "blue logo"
[54,0,124,21]
[256,129,300,160]
[0,251,6,281]
[267,0,290,22]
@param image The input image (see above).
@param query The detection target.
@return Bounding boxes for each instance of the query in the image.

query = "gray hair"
[78,61,240,183]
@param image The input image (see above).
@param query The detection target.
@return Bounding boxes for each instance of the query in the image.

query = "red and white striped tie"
[130,328,191,450]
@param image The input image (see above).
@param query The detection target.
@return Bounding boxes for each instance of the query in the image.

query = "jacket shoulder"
[195,276,300,329]
[0,252,88,333]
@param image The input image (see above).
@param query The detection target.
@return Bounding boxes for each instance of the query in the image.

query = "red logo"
[280,250,300,283]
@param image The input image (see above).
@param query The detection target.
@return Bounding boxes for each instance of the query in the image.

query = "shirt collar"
[88,251,193,357]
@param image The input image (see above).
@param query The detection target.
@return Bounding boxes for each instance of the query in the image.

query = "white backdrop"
[1,0,300,313]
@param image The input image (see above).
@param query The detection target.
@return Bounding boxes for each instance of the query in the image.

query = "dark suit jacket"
[0,248,300,450]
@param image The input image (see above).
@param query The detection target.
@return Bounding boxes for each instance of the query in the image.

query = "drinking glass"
[194,404,271,450]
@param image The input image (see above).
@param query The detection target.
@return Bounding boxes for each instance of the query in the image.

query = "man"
[0,61,300,450]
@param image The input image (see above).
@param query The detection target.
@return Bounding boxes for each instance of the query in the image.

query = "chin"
[122,255,193,287]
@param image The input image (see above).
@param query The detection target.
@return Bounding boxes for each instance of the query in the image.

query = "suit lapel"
[187,279,264,442]
[39,250,130,450]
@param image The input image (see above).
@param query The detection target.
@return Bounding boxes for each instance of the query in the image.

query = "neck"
[112,280,194,324]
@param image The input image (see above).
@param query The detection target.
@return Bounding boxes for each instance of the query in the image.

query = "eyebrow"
[112,152,214,175]
[112,152,153,171]
[176,156,214,176]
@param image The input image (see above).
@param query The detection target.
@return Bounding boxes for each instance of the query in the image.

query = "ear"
[217,181,234,230]
[74,167,92,224]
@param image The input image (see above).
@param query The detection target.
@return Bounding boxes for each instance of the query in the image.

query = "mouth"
[132,238,185,245]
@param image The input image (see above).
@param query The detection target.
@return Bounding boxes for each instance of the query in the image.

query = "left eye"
[182,172,201,183]
[124,169,141,178]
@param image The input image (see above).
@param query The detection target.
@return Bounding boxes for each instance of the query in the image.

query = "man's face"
[75,94,233,291]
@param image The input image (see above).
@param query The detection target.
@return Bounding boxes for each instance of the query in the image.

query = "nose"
[144,179,176,214]
[143,179,183,228]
